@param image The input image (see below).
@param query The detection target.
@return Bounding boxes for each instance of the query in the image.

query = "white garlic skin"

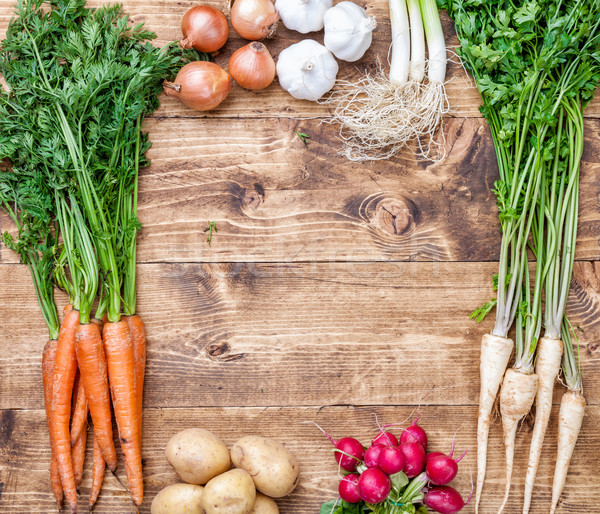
[276,40,339,101]
[275,0,333,34]
[323,1,376,62]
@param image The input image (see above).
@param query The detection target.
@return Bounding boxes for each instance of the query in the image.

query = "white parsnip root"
[497,368,538,514]
[522,337,563,514]
[550,390,586,514]
[475,333,513,513]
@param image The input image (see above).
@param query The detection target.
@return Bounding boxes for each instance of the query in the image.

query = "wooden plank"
[1,1,599,120]
[2,261,600,410]
[0,405,599,513]
[2,116,600,264]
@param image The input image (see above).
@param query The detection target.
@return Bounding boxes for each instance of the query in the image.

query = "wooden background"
[1,1,600,512]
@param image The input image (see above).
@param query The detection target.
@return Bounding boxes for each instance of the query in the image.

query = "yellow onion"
[163,62,232,111]
[231,0,279,40]
[180,6,230,53]
[229,42,275,90]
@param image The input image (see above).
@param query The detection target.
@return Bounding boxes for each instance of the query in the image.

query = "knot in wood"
[243,189,263,210]
[207,341,229,357]
[372,198,414,236]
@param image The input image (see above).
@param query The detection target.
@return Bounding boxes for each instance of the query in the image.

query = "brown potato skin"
[151,483,204,513]
[249,493,279,513]
[200,468,256,514]
[165,428,231,484]
[230,436,300,498]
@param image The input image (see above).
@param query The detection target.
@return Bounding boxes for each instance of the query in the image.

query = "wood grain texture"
[0,0,598,120]
[1,1,600,513]
[1,116,600,264]
[0,406,599,513]
[2,262,600,411]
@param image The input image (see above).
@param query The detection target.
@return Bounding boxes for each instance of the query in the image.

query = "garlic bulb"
[323,1,376,62]
[276,40,338,101]
[275,0,332,34]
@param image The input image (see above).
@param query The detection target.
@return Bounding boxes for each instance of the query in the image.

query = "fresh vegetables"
[249,493,280,513]
[357,468,392,503]
[323,2,376,62]
[180,5,229,53]
[400,418,428,450]
[377,447,405,475]
[425,441,467,486]
[163,61,233,111]
[231,0,279,40]
[229,42,276,90]
[165,428,232,485]
[151,483,205,514]
[0,0,209,508]
[339,474,361,503]
[319,418,470,513]
[327,0,449,161]
[231,435,300,497]
[442,0,600,511]
[276,40,339,101]
[156,429,296,512]
[201,469,257,514]
[424,486,470,514]
[275,0,332,34]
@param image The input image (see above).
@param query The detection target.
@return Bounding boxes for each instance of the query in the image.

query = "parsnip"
[475,333,513,513]
[522,337,563,514]
[497,368,538,514]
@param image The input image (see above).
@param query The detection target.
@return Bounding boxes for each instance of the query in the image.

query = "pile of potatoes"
[151,428,300,513]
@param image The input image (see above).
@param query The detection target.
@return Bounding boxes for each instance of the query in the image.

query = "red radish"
[426,441,468,485]
[426,455,458,485]
[334,437,365,472]
[426,451,445,463]
[400,417,428,450]
[357,468,391,504]
[339,473,361,503]
[399,442,426,478]
[377,446,405,475]
[315,425,365,472]
[424,485,470,514]
[364,444,384,468]
[373,431,399,447]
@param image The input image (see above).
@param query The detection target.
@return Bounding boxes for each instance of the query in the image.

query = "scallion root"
[323,63,449,162]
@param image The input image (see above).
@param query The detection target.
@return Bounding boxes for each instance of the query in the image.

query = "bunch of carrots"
[0,0,205,511]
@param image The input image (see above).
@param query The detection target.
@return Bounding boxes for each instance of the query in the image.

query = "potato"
[151,483,204,514]
[200,469,256,514]
[165,428,231,484]
[249,493,279,514]
[230,436,300,498]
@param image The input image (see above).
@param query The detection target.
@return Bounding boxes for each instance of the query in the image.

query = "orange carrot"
[103,321,143,506]
[50,458,62,506]
[70,371,88,446]
[90,317,103,330]
[63,304,73,317]
[50,308,80,513]
[123,314,146,446]
[43,339,63,507]
[71,423,88,490]
[89,432,106,509]
[74,322,118,472]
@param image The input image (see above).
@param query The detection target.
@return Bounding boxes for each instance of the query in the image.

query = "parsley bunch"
[445,0,600,368]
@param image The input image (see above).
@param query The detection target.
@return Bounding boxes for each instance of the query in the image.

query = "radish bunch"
[319,419,471,514]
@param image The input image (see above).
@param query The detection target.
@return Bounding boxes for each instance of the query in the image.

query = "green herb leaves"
[0,0,209,321]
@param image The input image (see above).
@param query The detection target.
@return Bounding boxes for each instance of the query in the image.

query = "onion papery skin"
[229,42,276,90]
[180,5,230,53]
[231,0,279,40]
[163,62,233,111]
